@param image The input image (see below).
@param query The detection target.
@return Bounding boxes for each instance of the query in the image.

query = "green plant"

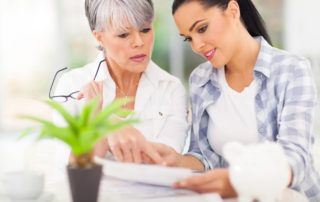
[20,97,137,167]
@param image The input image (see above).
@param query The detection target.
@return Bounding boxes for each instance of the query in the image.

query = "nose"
[191,37,205,53]
[132,32,144,48]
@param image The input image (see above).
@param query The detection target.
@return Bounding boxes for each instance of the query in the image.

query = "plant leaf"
[90,97,133,127]
[113,108,134,118]
[18,127,38,140]
[18,115,57,127]
[18,97,140,166]
[96,119,139,139]
[45,100,79,133]
[79,98,100,127]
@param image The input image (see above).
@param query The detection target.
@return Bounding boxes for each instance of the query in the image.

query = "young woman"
[53,0,188,165]
[150,0,320,200]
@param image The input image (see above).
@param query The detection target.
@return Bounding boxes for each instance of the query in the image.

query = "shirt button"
[258,127,266,134]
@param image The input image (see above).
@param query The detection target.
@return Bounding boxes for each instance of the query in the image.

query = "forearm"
[179,155,205,171]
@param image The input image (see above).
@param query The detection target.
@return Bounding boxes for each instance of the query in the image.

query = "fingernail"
[162,161,167,166]
[172,182,178,188]
[180,181,187,186]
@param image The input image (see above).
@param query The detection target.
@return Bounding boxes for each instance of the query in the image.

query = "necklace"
[115,75,140,102]
[106,59,141,104]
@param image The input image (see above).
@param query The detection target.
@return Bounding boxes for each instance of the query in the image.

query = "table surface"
[44,176,308,202]
[0,135,311,202]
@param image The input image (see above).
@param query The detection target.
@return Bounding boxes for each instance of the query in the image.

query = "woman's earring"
[98,43,104,51]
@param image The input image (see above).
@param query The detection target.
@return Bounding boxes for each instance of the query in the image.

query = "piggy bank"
[223,142,291,202]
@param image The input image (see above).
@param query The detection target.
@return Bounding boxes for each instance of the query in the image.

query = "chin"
[210,57,226,68]
[131,62,149,73]
[210,61,222,68]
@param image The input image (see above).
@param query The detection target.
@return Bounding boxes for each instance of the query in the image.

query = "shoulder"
[271,47,309,68]
[57,56,101,88]
[266,48,316,101]
[148,61,180,82]
[146,61,185,89]
[54,56,100,95]
[61,63,96,83]
[269,47,312,79]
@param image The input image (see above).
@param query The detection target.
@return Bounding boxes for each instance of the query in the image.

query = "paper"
[94,156,194,187]
[100,176,196,199]
[99,175,223,201]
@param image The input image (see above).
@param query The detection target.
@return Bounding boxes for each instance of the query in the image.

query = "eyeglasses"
[49,59,106,102]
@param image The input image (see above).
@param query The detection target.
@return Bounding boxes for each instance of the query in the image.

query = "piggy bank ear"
[223,142,245,163]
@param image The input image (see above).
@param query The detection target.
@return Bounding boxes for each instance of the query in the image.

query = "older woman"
[53,0,188,164]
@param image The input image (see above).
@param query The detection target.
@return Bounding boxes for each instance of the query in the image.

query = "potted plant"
[20,97,137,202]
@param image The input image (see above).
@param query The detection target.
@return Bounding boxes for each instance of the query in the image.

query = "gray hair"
[85,0,154,33]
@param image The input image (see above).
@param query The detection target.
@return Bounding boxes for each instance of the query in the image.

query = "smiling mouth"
[204,48,216,60]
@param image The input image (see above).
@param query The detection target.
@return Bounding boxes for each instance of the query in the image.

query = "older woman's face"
[173,1,240,68]
[96,23,154,73]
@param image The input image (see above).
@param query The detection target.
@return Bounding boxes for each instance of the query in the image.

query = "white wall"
[283,0,320,57]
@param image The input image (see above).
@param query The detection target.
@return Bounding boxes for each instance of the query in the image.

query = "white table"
[0,135,310,202]
[46,176,308,202]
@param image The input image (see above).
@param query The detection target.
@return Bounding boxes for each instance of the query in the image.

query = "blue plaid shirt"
[186,36,320,201]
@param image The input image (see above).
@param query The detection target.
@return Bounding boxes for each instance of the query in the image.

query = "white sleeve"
[155,80,189,153]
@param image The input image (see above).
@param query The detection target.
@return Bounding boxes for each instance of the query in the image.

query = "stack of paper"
[94,157,194,187]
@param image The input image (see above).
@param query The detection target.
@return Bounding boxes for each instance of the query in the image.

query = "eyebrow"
[189,19,205,32]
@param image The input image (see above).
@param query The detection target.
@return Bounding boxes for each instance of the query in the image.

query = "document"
[94,156,194,187]
[95,157,223,201]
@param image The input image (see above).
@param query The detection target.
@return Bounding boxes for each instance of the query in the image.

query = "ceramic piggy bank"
[223,142,291,202]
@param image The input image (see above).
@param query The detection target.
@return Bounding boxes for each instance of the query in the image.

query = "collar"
[194,62,221,88]
[93,52,116,89]
[142,60,177,88]
[253,36,273,79]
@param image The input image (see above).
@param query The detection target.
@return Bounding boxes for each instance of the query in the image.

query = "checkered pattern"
[186,36,320,201]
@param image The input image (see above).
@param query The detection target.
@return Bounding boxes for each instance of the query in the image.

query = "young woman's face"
[174,1,240,68]
[95,23,154,73]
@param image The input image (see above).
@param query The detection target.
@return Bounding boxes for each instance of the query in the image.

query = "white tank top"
[207,67,260,156]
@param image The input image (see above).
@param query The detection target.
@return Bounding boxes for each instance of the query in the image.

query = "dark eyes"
[183,37,192,42]
[118,33,129,38]
[141,28,151,33]
[117,28,151,38]
[183,24,208,42]
[198,25,208,33]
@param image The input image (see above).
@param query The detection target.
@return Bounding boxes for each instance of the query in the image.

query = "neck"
[106,58,142,91]
[225,28,260,77]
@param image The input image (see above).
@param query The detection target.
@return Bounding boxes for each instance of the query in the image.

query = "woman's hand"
[77,81,103,111]
[107,126,164,165]
[143,142,182,167]
[93,136,110,158]
[145,143,205,170]
[173,168,237,198]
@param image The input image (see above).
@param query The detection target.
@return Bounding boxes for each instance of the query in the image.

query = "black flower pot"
[67,165,102,202]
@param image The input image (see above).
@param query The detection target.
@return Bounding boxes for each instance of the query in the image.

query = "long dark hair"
[172,0,272,45]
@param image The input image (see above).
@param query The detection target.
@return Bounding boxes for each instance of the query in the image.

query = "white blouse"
[52,52,189,165]
[207,67,260,156]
